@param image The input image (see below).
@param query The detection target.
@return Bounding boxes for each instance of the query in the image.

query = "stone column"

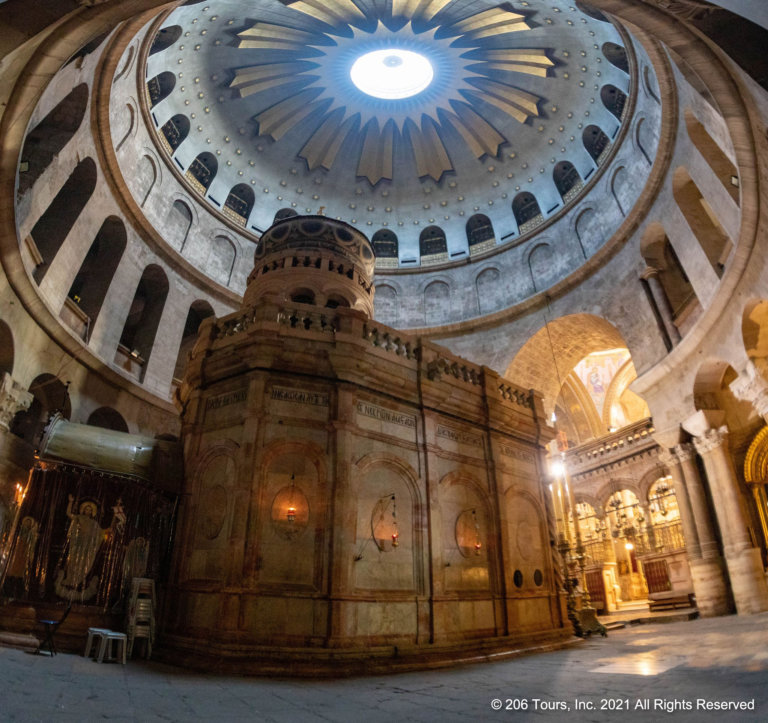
[0,373,33,431]
[661,445,730,616]
[692,426,768,614]
[641,266,682,345]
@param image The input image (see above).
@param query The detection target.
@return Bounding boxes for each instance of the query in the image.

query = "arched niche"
[166,199,193,250]
[672,166,734,278]
[10,374,71,446]
[223,184,255,226]
[553,161,582,202]
[693,358,757,433]
[115,103,136,152]
[146,71,175,107]
[18,83,89,196]
[149,25,182,55]
[374,284,398,326]
[527,242,556,292]
[160,114,190,153]
[186,152,217,193]
[86,407,129,433]
[173,300,215,381]
[424,280,451,324]
[601,84,628,120]
[503,491,548,592]
[476,267,501,315]
[30,157,97,284]
[65,215,127,339]
[583,125,611,164]
[137,154,158,207]
[643,65,661,104]
[116,264,169,378]
[208,236,236,286]
[512,192,543,233]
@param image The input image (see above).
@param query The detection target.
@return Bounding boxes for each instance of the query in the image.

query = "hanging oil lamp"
[391,494,399,547]
[287,474,297,523]
[473,509,482,555]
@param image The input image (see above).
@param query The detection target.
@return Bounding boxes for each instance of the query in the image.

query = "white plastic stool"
[97,631,127,665]
[84,627,112,658]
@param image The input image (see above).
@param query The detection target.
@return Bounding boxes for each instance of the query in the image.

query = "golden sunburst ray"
[284,0,367,27]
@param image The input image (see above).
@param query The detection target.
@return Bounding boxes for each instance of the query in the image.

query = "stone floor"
[1,612,767,722]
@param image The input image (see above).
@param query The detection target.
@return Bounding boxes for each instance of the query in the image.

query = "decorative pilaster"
[0,372,33,431]
[693,426,768,614]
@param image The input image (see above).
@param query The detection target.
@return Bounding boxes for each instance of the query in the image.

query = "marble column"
[661,445,731,616]
[692,426,768,614]
[641,266,682,345]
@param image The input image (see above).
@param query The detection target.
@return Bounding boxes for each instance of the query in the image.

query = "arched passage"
[0,320,14,377]
[30,157,97,283]
[672,166,734,277]
[65,216,127,339]
[174,300,215,381]
[87,407,129,433]
[18,83,89,196]
[684,109,739,204]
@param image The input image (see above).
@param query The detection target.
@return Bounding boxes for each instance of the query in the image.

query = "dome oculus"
[350,49,434,99]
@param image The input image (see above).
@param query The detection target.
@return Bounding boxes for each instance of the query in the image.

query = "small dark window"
[419,226,447,257]
[601,84,628,120]
[513,570,524,588]
[583,125,611,162]
[160,114,190,152]
[146,72,176,107]
[372,229,399,258]
[187,152,218,192]
[534,569,543,586]
[466,214,495,247]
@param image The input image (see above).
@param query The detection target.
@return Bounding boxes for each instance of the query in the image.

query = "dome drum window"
[185,152,217,194]
[159,114,190,154]
[223,184,255,226]
[372,230,399,269]
[601,85,628,121]
[419,226,448,266]
[553,162,584,204]
[583,125,612,165]
[467,214,496,256]
[513,193,544,235]
[146,72,175,108]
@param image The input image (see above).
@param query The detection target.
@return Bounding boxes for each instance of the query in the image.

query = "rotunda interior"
[1,0,768,670]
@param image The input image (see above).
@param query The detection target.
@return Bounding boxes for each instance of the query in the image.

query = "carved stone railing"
[276,307,338,334]
[566,418,657,474]
[426,357,482,385]
[363,324,419,360]
[498,382,533,409]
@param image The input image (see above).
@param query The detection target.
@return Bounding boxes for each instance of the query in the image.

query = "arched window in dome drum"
[173,300,214,381]
[419,226,447,259]
[160,114,190,153]
[31,157,97,284]
[146,71,175,107]
[223,184,255,226]
[372,229,399,258]
[186,152,217,194]
[575,1,610,22]
[65,216,127,340]
[273,208,298,223]
[583,125,611,164]
[553,161,583,202]
[115,264,169,381]
[18,83,89,197]
[601,84,628,120]
[466,214,495,249]
[602,42,629,73]
[512,192,543,234]
[149,25,182,56]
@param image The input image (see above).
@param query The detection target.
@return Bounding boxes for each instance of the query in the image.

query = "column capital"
[693,425,729,456]
[0,372,32,431]
[640,265,661,281]
[672,442,697,463]
[729,360,768,418]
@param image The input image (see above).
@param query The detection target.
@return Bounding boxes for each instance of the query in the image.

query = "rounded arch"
[174,299,215,381]
[583,124,611,163]
[10,374,71,445]
[643,65,661,104]
[115,102,137,152]
[634,117,653,166]
[466,214,495,247]
[602,42,629,73]
[423,279,451,324]
[512,192,542,232]
[224,183,255,225]
[372,229,399,259]
[149,25,182,55]
[374,283,398,326]
[146,71,175,107]
[137,153,158,207]
[601,84,628,120]
[273,208,298,224]
[476,266,501,315]
[167,197,194,250]
[187,152,217,192]
[208,235,237,286]
[0,320,14,377]
[419,225,447,258]
[86,407,129,433]
[18,83,89,196]
[594,477,643,511]
[742,299,768,367]
[113,44,136,84]
[684,108,739,203]
[65,32,109,66]
[553,161,582,202]
[160,114,190,153]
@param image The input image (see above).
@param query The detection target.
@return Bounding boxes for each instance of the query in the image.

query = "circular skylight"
[350,49,434,99]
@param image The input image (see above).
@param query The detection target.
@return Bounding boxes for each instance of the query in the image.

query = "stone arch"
[506,313,629,416]
[10,373,71,446]
[575,1,610,22]
[672,166,734,277]
[610,165,628,216]
[527,242,555,292]
[503,489,550,592]
[174,300,215,381]
[741,299,768,368]
[186,152,217,193]
[86,407,129,433]
[466,214,495,248]
[149,25,182,55]
[684,108,739,204]
[595,478,643,511]
[115,102,136,152]
[0,320,14,377]
[116,264,169,378]
[208,235,237,286]
[553,161,582,202]
[602,42,629,73]
[640,222,699,326]
[601,357,650,430]
[224,183,255,226]
[424,280,451,324]
[160,114,190,153]
[635,117,653,166]
[374,283,398,327]
[476,267,501,315]
[113,44,136,84]
[166,198,194,250]
[692,358,756,434]
[574,207,598,256]
[512,192,543,233]
[419,226,447,259]
[273,208,298,224]
[30,157,97,284]
[666,46,718,110]
[64,32,109,67]
[18,83,88,196]
[65,215,127,338]
[583,124,611,164]
[643,65,661,104]
[601,84,628,120]
[137,154,158,208]
[146,71,175,107]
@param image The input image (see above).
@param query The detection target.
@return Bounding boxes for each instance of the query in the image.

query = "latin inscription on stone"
[270,386,329,407]
[437,425,482,448]
[205,390,247,411]
[500,444,535,464]
[356,401,416,428]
